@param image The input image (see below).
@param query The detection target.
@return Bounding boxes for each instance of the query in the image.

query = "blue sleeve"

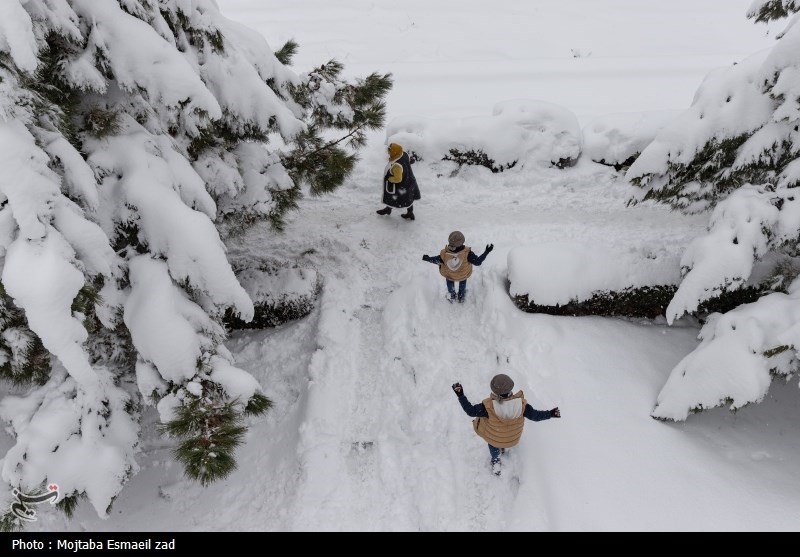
[468,248,490,266]
[425,255,443,265]
[458,395,488,418]
[524,404,551,421]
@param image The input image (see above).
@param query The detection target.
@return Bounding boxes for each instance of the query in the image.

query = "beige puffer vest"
[472,391,527,449]
[438,246,473,282]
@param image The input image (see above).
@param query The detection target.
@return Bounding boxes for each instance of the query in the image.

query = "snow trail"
[213,147,704,531]
[247,150,678,530]
[25,139,800,532]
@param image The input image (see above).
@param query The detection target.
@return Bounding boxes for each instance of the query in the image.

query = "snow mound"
[387,99,582,170]
[582,110,681,167]
[237,265,318,306]
[507,242,681,306]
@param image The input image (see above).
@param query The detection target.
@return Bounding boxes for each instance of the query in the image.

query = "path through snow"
[260,153,660,530]
[24,139,800,532]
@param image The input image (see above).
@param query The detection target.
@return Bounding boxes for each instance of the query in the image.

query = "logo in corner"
[9,483,60,522]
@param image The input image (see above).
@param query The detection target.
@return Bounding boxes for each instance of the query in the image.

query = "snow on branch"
[123,256,219,385]
[627,51,775,212]
[0,1,38,74]
[0,367,138,518]
[664,185,789,323]
[653,283,800,420]
[86,119,253,320]
[70,0,222,127]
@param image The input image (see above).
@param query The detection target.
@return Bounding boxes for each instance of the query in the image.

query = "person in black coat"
[376,143,420,220]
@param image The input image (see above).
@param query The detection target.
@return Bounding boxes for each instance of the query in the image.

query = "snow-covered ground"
[219,0,784,122]
[13,0,800,532]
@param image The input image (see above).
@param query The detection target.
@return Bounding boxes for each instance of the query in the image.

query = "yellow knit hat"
[388,143,403,160]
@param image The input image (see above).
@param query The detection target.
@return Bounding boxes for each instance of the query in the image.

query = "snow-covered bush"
[582,110,680,170]
[0,0,390,526]
[508,243,681,318]
[626,2,800,420]
[386,99,582,171]
[508,243,681,306]
[225,263,320,329]
[507,242,768,318]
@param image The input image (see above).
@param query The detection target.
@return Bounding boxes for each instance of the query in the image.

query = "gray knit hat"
[448,230,465,249]
[490,374,514,397]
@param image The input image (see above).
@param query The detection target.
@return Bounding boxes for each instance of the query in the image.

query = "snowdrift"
[386,99,582,171]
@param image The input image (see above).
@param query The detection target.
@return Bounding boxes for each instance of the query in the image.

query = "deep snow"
[7,0,800,532]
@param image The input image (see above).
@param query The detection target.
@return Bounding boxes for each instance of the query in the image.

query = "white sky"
[13,0,800,532]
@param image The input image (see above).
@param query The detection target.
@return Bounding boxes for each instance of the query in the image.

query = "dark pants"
[489,444,501,464]
[446,279,467,300]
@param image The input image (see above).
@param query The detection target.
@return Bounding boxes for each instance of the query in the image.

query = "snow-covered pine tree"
[625,1,800,420]
[749,0,799,23]
[0,0,390,529]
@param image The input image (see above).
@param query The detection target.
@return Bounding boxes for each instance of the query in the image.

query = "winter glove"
[422,255,431,262]
[550,407,561,418]
[485,244,494,253]
[452,383,464,397]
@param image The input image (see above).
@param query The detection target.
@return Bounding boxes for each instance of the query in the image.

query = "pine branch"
[0,292,52,387]
[275,39,299,65]
[161,390,251,486]
[352,73,394,108]
[56,493,88,519]
[244,392,273,416]
[313,60,344,81]
[0,511,25,533]
[290,120,372,163]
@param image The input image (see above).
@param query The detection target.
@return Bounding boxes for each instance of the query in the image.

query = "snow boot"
[401,206,415,220]
[457,292,466,303]
[376,206,392,216]
[447,292,456,303]
[491,459,502,477]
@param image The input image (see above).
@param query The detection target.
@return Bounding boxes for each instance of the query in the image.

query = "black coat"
[382,152,420,208]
